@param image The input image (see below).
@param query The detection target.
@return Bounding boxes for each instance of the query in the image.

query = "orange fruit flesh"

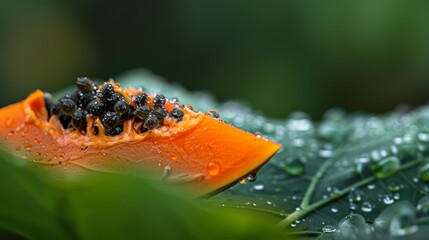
[0,90,281,196]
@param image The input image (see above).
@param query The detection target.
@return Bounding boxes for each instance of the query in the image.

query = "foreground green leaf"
[0,150,285,239]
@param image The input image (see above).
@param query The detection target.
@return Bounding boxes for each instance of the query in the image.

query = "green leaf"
[114,69,429,239]
[0,149,285,239]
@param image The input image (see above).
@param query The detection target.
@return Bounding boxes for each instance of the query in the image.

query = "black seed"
[60,98,76,115]
[106,125,124,136]
[134,105,151,120]
[134,93,149,107]
[64,92,78,102]
[43,93,54,119]
[87,100,105,117]
[52,103,61,116]
[72,109,87,130]
[102,112,120,129]
[93,125,99,135]
[76,77,94,93]
[59,115,72,129]
[171,108,184,122]
[140,126,148,134]
[144,113,160,130]
[98,83,114,100]
[77,92,95,109]
[113,100,130,114]
[109,92,124,102]
[120,110,134,120]
[153,107,168,123]
[153,94,166,108]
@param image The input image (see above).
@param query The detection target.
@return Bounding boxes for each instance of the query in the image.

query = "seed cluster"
[46,77,185,136]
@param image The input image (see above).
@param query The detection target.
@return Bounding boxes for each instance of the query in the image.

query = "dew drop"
[383,195,394,205]
[253,184,264,191]
[348,189,362,203]
[6,117,13,128]
[253,132,263,138]
[393,193,401,200]
[319,144,334,158]
[387,182,401,192]
[367,184,376,190]
[48,128,56,136]
[322,225,337,233]
[292,138,305,147]
[371,156,400,179]
[418,132,429,142]
[418,161,429,181]
[377,201,418,236]
[339,214,368,239]
[207,162,221,177]
[246,173,257,182]
[205,109,220,119]
[284,157,305,176]
[286,112,313,132]
[417,196,429,213]
[331,206,339,213]
[330,187,341,198]
[361,202,372,213]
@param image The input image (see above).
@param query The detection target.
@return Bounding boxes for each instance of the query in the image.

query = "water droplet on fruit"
[48,128,56,136]
[205,109,220,119]
[254,132,263,138]
[6,117,13,128]
[361,202,372,212]
[246,173,257,182]
[170,155,178,161]
[207,162,220,177]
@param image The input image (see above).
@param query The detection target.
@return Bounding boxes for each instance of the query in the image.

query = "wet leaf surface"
[116,69,429,239]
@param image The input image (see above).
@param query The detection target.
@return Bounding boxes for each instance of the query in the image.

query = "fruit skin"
[0,89,281,196]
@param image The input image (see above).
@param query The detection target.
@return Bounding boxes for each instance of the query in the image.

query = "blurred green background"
[1,0,429,119]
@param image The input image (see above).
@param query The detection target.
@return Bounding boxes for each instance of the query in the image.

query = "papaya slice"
[0,78,281,196]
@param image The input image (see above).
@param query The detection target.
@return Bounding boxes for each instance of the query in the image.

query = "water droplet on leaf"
[339,214,369,239]
[417,196,429,213]
[418,161,429,181]
[253,184,264,191]
[322,225,337,233]
[371,156,400,179]
[284,157,305,176]
[361,202,372,213]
